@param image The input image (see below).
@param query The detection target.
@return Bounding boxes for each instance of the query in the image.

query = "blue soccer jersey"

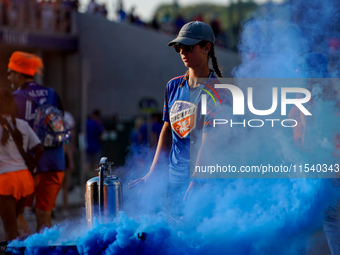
[163,72,229,183]
[13,81,66,172]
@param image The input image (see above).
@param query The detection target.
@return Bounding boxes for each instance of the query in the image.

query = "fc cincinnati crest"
[170,100,197,139]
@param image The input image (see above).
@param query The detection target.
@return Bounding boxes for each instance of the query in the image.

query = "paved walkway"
[0,185,85,242]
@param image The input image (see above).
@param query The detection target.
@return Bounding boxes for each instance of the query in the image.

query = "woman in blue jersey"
[129,21,224,216]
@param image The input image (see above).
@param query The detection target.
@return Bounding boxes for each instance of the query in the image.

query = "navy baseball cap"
[168,21,215,46]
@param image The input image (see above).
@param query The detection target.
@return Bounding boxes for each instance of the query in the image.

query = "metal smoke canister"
[85,157,123,228]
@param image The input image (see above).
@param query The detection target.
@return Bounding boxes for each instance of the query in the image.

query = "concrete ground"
[0,185,85,242]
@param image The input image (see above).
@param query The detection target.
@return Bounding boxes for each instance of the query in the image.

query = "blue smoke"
[8,178,336,254]
[7,0,340,254]
[233,0,340,78]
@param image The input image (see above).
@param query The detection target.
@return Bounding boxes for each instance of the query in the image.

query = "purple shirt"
[13,81,66,172]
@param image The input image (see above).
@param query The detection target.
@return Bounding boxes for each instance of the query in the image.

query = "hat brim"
[168,37,202,47]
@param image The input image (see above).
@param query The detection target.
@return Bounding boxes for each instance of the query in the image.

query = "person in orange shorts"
[7,51,67,232]
[0,88,43,241]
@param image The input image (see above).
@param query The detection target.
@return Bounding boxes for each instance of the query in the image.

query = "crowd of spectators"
[0,0,228,46]
[86,0,107,17]
[114,1,228,48]
[0,0,78,33]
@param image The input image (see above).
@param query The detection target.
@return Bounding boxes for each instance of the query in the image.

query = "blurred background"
[1,1,340,252]
[0,0,339,194]
[0,0,247,189]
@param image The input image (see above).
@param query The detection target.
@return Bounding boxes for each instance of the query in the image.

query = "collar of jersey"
[187,70,215,89]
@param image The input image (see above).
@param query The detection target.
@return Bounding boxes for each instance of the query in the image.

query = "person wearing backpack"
[7,51,67,232]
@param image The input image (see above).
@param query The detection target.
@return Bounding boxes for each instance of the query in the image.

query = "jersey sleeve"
[49,88,64,112]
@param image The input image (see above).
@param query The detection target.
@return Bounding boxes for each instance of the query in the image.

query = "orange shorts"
[25,171,64,211]
[0,169,34,201]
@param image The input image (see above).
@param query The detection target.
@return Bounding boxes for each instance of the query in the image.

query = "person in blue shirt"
[85,109,104,179]
[129,21,226,218]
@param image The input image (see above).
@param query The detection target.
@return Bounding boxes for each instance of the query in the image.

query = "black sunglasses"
[174,44,194,53]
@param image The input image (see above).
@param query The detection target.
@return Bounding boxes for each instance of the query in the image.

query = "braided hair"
[179,41,222,87]
[209,44,222,78]
[0,117,10,146]
[0,88,20,146]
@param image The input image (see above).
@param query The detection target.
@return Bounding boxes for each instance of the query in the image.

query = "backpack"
[16,88,71,148]
[33,103,71,147]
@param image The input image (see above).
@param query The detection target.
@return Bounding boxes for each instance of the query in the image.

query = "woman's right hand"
[128,172,151,189]
[128,122,171,190]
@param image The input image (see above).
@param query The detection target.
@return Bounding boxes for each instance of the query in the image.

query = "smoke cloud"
[7,0,340,254]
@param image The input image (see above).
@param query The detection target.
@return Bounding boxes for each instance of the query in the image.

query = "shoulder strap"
[2,117,35,167]
[46,88,55,105]
[2,118,24,152]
